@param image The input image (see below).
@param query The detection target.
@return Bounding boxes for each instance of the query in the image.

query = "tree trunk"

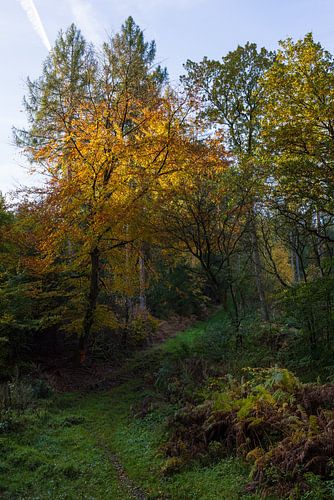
[250,216,270,321]
[78,246,100,363]
[139,252,146,311]
[290,231,301,282]
[138,242,150,311]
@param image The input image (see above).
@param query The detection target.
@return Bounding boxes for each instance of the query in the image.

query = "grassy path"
[1,312,256,499]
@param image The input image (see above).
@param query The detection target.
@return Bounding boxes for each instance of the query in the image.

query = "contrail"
[18,0,51,51]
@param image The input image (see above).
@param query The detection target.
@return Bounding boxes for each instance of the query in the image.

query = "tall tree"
[153,137,252,335]
[16,18,191,361]
[101,16,168,314]
[261,33,334,245]
[182,43,275,320]
[15,23,96,168]
[102,16,167,103]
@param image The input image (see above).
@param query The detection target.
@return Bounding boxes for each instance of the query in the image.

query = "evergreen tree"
[14,23,96,170]
[102,16,167,106]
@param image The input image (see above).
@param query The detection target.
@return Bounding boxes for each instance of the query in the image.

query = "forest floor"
[36,314,198,393]
[3,309,333,499]
[0,311,261,500]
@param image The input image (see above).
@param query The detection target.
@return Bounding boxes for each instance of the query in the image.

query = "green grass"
[47,385,256,499]
[0,397,129,499]
[3,309,304,499]
[0,384,256,499]
[159,309,227,354]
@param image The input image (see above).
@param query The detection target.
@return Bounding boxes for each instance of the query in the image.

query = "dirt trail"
[40,314,200,497]
[98,442,148,500]
[42,314,198,392]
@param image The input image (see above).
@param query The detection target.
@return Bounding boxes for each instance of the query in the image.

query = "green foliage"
[162,364,334,497]
[192,321,232,361]
[282,275,334,350]
[301,471,334,499]
[183,42,274,154]
[30,378,53,399]
[0,380,34,413]
[261,33,334,218]
[128,311,159,345]
[147,259,208,318]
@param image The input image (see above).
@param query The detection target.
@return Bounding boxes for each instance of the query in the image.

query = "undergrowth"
[160,367,334,497]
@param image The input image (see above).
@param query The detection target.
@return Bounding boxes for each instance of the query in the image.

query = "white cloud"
[18,0,51,51]
[66,0,103,45]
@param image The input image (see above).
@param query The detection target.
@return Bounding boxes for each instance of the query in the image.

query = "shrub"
[155,349,215,403]
[192,322,231,362]
[162,367,334,496]
[128,311,160,346]
[0,380,34,412]
[283,275,334,351]
[31,378,53,399]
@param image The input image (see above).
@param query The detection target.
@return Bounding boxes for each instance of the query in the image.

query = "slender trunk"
[138,242,150,311]
[250,216,270,321]
[307,315,317,352]
[295,248,301,282]
[289,231,298,282]
[325,294,332,348]
[78,246,100,363]
[226,259,241,348]
[65,127,73,259]
[139,252,146,311]
[315,209,325,275]
[229,283,242,348]
[316,209,322,254]
[207,271,226,307]
[123,235,133,346]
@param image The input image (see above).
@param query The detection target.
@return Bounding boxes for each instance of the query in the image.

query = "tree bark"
[138,241,150,311]
[250,216,270,321]
[139,252,146,311]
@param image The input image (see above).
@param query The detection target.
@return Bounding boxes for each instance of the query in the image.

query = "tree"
[261,33,334,244]
[259,34,334,349]
[23,82,193,359]
[102,16,167,104]
[151,133,255,339]
[15,23,96,169]
[101,16,168,315]
[182,43,275,320]
[15,18,174,361]
[182,43,274,155]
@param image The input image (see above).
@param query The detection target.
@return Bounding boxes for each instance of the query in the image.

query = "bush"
[147,260,208,318]
[283,275,334,351]
[155,356,212,403]
[31,378,53,399]
[0,380,34,412]
[162,367,334,496]
[154,342,220,403]
[128,311,160,346]
[192,322,231,362]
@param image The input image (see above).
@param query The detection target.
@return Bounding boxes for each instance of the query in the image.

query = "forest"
[1,16,334,499]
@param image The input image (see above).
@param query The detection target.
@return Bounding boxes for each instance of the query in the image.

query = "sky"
[1,0,334,194]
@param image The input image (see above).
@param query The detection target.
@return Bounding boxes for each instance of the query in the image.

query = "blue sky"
[1,0,334,193]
